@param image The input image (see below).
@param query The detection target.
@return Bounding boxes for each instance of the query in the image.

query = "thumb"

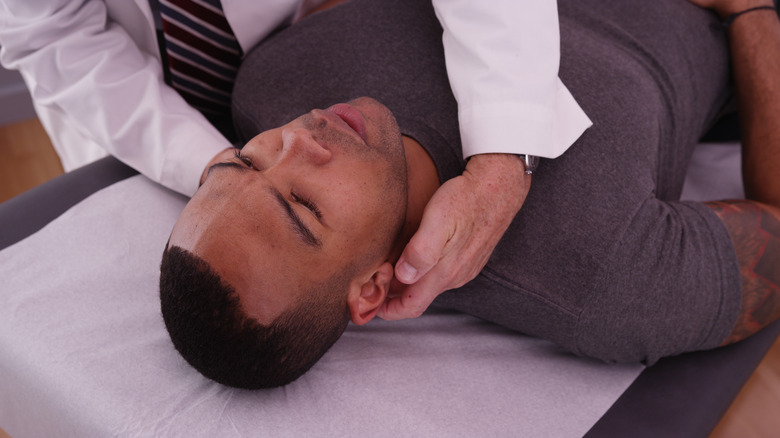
[395,208,452,284]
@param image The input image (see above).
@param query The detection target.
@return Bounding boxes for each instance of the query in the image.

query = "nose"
[281,127,332,166]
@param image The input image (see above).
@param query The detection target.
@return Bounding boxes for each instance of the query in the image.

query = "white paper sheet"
[681,142,744,201]
[0,175,645,437]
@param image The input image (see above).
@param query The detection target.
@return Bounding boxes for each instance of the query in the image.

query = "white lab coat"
[0,0,589,196]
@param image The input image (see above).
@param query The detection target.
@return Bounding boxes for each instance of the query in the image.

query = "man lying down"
[159,0,780,389]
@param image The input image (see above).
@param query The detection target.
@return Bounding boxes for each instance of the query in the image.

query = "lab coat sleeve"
[432,0,591,159]
[0,0,229,196]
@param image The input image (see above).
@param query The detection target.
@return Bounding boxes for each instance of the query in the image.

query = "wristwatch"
[519,154,539,175]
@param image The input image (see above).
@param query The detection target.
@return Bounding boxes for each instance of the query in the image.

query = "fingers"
[394,203,453,284]
[384,154,530,321]
[381,226,484,321]
[377,269,448,320]
[379,243,489,320]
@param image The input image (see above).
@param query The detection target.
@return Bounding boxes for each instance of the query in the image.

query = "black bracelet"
[722,5,777,28]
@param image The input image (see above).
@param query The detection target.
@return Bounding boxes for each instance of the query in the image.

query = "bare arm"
[693,0,780,344]
[728,3,780,204]
[707,201,780,344]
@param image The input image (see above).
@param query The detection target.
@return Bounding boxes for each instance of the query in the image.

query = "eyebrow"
[207,161,323,248]
[206,161,245,178]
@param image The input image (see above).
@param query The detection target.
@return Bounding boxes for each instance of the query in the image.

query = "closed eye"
[234,149,254,168]
[271,189,322,248]
[292,192,322,220]
[233,149,320,219]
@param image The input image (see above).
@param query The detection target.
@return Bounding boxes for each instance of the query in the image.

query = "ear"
[347,262,394,325]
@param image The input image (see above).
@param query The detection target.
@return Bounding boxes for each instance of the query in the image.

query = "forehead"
[175,171,334,261]
[169,193,330,324]
[169,173,369,322]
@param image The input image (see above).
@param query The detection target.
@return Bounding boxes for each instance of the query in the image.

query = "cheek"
[327,187,378,235]
[318,162,391,231]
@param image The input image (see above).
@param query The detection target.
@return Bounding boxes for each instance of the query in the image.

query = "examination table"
[1,141,778,437]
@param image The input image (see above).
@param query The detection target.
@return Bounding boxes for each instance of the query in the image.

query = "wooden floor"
[711,335,780,437]
[0,118,63,203]
[0,119,779,437]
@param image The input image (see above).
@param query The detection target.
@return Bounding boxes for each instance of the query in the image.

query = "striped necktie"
[158,0,242,138]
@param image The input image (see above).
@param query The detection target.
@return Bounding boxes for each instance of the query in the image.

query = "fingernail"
[396,261,418,282]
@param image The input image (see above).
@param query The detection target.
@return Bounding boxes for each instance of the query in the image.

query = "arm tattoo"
[706,200,780,345]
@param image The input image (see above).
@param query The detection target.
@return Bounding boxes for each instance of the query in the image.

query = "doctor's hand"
[377,153,531,320]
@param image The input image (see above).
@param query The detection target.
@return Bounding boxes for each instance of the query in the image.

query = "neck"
[388,135,441,262]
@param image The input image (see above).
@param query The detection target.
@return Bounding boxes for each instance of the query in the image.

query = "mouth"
[326,103,368,144]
